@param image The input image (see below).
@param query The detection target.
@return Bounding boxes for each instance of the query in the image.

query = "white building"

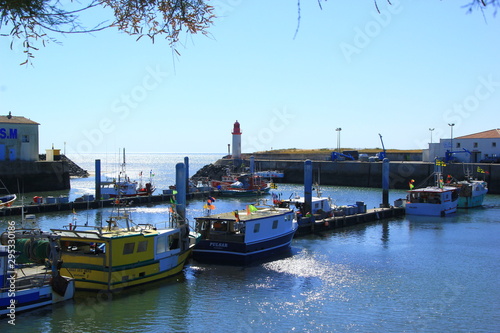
[0,112,40,161]
[423,128,500,163]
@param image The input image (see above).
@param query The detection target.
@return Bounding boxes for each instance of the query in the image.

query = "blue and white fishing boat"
[0,230,75,317]
[193,203,297,265]
[0,194,16,207]
[405,186,459,216]
[405,160,459,216]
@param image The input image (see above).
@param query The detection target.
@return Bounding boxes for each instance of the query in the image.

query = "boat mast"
[434,158,444,188]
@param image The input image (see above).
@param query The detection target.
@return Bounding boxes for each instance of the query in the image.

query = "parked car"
[479,156,500,163]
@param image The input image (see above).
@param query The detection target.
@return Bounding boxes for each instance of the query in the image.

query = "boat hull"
[218,187,271,197]
[0,194,16,207]
[0,278,74,317]
[60,249,192,291]
[457,193,486,208]
[405,202,457,216]
[192,230,295,265]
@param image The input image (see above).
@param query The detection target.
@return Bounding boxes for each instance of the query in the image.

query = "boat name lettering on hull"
[209,242,228,248]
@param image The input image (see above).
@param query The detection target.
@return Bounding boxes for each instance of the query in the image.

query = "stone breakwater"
[38,154,89,178]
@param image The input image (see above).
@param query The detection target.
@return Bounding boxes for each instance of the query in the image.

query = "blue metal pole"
[304,159,312,215]
[184,156,189,193]
[176,162,186,222]
[382,158,390,208]
[95,159,101,202]
[250,156,255,174]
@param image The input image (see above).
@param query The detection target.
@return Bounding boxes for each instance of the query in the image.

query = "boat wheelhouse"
[278,195,336,223]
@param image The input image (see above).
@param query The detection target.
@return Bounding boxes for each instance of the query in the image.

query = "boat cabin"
[407,188,458,204]
[195,207,294,244]
[280,196,334,218]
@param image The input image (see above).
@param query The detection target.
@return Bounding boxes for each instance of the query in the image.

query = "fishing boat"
[0,179,16,207]
[405,186,459,216]
[100,149,155,198]
[0,194,16,207]
[51,202,193,291]
[405,161,459,216]
[214,173,271,197]
[453,179,488,208]
[445,171,488,208]
[100,175,155,198]
[192,203,298,265]
[278,195,336,220]
[0,229,75,317]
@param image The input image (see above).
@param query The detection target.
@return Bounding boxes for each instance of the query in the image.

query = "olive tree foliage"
[292,0,499,39]
[1,0,498,65]
[372,0,500,14]
[0,0,214,65]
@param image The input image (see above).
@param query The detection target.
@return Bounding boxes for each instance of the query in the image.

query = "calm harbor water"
[1,153,499,332]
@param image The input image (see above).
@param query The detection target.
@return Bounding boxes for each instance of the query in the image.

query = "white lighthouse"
[231,120,242,159]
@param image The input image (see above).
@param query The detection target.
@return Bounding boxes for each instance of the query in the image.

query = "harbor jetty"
[295,206,405,236]
[0,190,210,216]
[195,153,499,194]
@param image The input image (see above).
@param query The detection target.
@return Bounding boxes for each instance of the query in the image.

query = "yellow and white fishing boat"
[51,204,194,291]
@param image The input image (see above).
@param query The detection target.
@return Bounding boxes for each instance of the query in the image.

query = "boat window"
[123,242,135,255]
[493,142,497,148]
[254,223,260,233]
[474,142,478,148]
[62,240,106,255]
[156,235,167,254]
[272,220,279,229]
[213,221,227,231]
[456,142,461,148]
[137,240,148,253]
[169,233,180,250]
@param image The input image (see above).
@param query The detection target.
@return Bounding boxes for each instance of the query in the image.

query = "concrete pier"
[295,206,405,237]
[0,190,212,216]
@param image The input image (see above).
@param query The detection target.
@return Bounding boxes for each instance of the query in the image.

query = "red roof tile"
[456,129,500,139]
[0,114,40,125]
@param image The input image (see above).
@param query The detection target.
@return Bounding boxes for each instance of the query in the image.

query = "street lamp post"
[429,128,435,144]
[448,123,455,149]
[448,123,455,161]
[335,128,342,153]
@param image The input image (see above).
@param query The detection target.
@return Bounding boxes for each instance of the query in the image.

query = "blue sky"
[1,0,499,154]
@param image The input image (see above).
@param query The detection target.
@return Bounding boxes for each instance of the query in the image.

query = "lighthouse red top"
[232,120,242,135]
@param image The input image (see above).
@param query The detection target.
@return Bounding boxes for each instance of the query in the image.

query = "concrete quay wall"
[251,159,500,194]
[0,160,70,193]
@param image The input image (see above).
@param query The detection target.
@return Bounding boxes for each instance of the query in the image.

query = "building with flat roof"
[0,112,40,161]
[424,128,500,162]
